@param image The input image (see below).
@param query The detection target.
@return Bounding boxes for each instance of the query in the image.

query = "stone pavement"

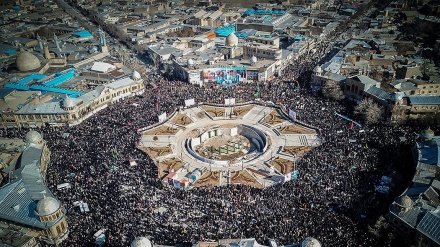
[138,104,320,188]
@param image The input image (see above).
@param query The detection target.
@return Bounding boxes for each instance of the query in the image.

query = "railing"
[137,108,178,133]
[137,100,321,139]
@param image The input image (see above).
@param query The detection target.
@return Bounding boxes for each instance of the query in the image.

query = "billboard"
[202,67,246,86]
[185,98,195,107]
[247,70,259,81]
[224,98,236,105]
[288,109,297,119]
[158,112,167,122]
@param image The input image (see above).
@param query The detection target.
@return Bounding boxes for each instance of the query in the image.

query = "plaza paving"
[138,104,320,188]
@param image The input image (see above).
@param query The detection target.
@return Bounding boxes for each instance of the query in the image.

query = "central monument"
[187,124,268,167]
[137,103,320,188]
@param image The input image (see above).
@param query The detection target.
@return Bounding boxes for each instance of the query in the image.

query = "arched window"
[56,225,61,235]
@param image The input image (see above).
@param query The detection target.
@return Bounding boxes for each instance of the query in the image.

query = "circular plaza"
[138,103,320,189]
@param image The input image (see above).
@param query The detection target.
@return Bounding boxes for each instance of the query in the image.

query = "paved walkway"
[138,104,320,188]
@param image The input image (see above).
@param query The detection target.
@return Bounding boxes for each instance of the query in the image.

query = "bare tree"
[355,98,383,124]
[322,80,345,100]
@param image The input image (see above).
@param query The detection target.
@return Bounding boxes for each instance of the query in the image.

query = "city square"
[0,0,439,246]
[138,103,320,188]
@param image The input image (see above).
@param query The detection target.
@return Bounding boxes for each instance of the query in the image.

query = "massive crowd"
[1,31,436,247]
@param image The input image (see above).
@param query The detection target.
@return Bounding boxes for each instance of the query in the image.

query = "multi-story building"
[391,95,440,123]
[391,79,440,96]
[344,75,381,100]
[0,72,145,128]
[0,131,68,246]
[190,10,224,27]
[387,129,440,247]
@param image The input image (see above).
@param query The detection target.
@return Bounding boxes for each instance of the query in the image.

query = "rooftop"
[408,95,440,105]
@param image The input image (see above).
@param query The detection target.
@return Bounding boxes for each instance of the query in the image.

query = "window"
[56,225,61,235]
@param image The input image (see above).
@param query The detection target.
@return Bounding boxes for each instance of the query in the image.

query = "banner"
[224,98,236,105]
[185,98,195,107]
[158,112,167,122]
[335,112,361,127]
[202,67,246,85]
[289,109,297,119]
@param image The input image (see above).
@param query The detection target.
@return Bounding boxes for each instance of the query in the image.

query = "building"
[395,63,423,80]
[344,75,381,101]
[390,79,440,96]
[190,10,224,27]
[387,129,440,247]
[0,72,145,128]
[169,32,284,85]
[391,95,440,123]
[311,63,346,88]
[0,88,41,129]
[0,131,68,246]
[15,51,42,72]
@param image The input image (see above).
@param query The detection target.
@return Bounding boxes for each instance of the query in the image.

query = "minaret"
[44,43,51,59]
[54,33,61,52]
[37,34,43,50]
[99,27,108,53]
[100,28,107,46]
[98,27,103,44]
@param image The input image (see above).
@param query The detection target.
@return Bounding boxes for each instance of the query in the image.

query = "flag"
[350,121,354,129]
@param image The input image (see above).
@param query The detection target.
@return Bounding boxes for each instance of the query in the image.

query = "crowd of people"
[1,30,436,247]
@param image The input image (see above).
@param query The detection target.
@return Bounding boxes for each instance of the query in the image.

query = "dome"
[396,195,413,208]
[25,130,43,144]
[250,56,257,64]
[16,51,41,72]
[187,59,194,66]
[36,196,61,216]
[314,65,322,73]
[132,71,141,80]
[63,96,77,108]
[226,32,239,46]
[302,237,321,247]
[420,128,435,140]
[131,237,152,247]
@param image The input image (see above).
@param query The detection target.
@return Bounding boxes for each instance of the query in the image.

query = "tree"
[355,98,383,125]
[322,80,345,100]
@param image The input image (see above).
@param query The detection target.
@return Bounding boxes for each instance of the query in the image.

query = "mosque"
[0,131,68,246]
[15,51,42,72]
[167,31,290,86]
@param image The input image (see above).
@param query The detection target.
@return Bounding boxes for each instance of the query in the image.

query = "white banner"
[185,98,195,107]
[288,109,297,119]
[224,98,236,105]
[158,112,167,122]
